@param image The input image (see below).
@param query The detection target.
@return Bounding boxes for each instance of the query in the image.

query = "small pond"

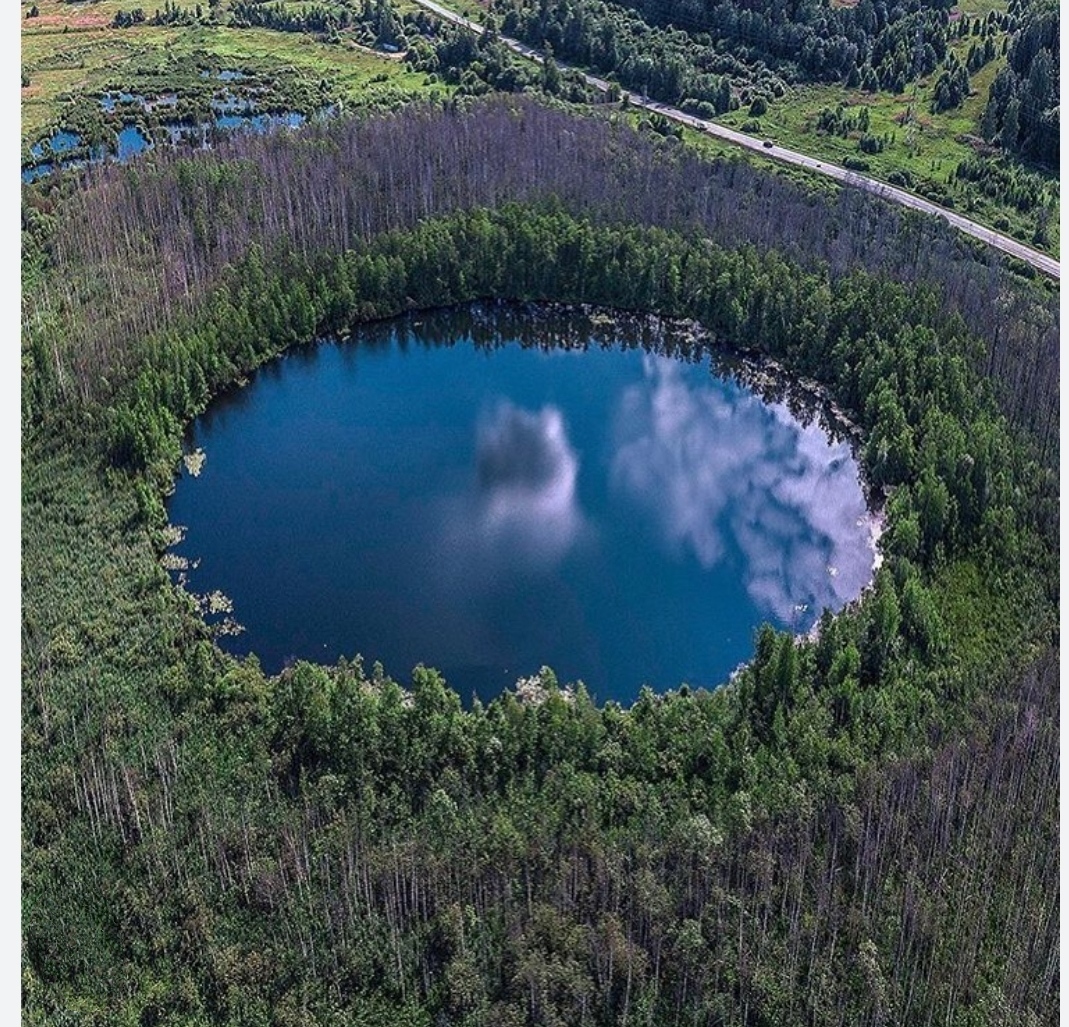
[116,124,152,161]
[166,305,880,705]
[29,129,80,159]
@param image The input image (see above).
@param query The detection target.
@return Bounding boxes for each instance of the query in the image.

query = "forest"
[21,95,1058,1024]
[978,0,1058,166]
[473,0,1058,238]
[21,0,1061,252]
[486,0,1057,156]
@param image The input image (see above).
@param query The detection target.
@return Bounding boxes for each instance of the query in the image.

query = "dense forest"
[491,0,965,101]
[482,0,1012,105]
[22,97,1057,1024]
[979,0,1058,166]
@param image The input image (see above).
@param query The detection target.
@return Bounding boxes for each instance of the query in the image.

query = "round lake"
[166,305,879,705]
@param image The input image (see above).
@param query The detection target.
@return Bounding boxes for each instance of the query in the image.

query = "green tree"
[541,45,562,95]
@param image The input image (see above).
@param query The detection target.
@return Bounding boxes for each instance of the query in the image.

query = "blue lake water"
[166,307,879,705]
[21,163,55,184]
[28,129,81,161]
[49,129,79,154]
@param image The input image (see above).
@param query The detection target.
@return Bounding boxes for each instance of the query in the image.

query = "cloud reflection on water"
[612,356,876,624]
[437,399,588,583]
[473,400,586,564]
[428,399,590,670]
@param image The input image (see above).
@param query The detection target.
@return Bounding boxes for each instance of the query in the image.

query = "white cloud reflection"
[419,400,592,675]
[436,400,588,580]
[474,400,586,561]
[612,356,877,624]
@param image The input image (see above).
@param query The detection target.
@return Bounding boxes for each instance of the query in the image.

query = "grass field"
[742,50,1059,255]
[753,62,996,178]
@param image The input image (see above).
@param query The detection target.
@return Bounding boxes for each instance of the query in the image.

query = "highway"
[412,0,1060,282]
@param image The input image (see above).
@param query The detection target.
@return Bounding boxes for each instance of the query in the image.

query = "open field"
[21,0,437,143]
[743,33,1058,254]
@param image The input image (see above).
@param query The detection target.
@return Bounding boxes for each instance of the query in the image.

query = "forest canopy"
[21,97,1058,1025]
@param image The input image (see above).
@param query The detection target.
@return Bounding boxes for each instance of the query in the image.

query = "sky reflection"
[426,399,594,681]
[168,323,880,700]
[611,356,876,623]
[473,400,587,563]
[433,398,590,607]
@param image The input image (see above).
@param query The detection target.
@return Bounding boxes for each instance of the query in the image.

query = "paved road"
[413,0,1060,282]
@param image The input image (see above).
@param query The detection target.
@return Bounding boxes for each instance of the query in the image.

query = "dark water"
[166,306,879,705]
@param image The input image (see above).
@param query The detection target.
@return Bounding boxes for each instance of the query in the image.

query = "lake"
[166,304,879,705]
